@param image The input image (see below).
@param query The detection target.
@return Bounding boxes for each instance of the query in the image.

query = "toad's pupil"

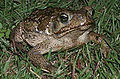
[60,13,68,23]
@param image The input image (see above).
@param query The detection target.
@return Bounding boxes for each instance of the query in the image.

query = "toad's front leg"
[28,41,57,73]
[89,31,109,57]
[28,49,56,73]
[76,31,109,57]
[28,37,74,73]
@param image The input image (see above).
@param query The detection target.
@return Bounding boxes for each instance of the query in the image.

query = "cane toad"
[10,7,109,73]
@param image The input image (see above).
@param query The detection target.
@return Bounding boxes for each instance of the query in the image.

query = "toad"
[10,7,109,73]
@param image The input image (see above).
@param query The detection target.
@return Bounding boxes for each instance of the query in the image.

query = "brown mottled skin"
[10,7,109,73]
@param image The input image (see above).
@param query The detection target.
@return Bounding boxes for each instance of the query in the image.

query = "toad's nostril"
[77,14,83,19]
[84,6,93,15]
[77,14,87,25]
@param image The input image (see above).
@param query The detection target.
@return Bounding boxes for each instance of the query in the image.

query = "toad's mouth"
[54,23,93,38]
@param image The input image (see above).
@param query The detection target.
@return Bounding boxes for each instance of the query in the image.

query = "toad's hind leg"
[89,31,109,57]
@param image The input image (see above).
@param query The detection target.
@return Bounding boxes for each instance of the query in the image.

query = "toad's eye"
[59,13,69,24]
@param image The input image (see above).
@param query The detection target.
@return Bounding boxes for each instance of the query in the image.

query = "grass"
[0,0,120,79]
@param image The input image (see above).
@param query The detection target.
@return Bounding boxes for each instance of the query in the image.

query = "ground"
[0,0,120,79]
